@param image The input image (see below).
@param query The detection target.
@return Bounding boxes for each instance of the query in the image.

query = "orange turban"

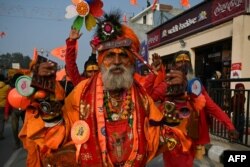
[91,11,140,65]
[97,25,140,65]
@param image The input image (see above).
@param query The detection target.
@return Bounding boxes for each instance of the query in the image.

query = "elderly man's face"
[101,48,134,90]
[102,48,133,72]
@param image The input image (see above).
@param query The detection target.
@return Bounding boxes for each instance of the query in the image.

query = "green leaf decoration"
[72,16,84,31]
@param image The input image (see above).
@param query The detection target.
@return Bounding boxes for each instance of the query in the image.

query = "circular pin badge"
[164,101,175,113]
[187,78,202,97]
[179,107,191,118]
[111,113,119,121]
[167,138,177,151]
[15,75,35,97]
[71,120,90,144]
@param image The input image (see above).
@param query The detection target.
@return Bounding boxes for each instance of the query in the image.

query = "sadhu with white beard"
[19,11,187,167]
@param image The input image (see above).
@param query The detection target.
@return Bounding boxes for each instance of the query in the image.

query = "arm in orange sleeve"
[65,38,85,86]
[202,87,235,131]
[144,66,167,102]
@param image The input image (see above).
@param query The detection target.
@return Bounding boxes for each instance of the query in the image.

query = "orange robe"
[19,73,163,166]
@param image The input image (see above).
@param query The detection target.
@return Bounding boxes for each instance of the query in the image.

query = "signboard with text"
[147,0,247,49]
[231,62,242,78]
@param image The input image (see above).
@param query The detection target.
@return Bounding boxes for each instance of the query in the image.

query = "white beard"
[101,64,134,90]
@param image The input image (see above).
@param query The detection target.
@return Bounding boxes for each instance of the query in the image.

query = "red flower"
[91,36,101,46]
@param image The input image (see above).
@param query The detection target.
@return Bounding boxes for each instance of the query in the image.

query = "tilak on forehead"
[90,10,140,65]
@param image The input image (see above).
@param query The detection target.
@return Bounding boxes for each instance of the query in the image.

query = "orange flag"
[56,68,66,81]
[130,0,137,6]
[151,0,158,11]
[50,45,66,61]
[33,48,38,61]
[51,42,78,61]
[29,48,38,69]
[181,0,190,8]
[0,31,6,38]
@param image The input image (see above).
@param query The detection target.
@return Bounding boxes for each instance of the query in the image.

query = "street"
[0,120,19,166]
[0,120,229,167]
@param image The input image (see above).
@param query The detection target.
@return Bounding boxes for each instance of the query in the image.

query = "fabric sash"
[78,73,150,166]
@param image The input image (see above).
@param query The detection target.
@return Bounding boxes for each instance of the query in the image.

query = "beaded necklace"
[104,89,133,126]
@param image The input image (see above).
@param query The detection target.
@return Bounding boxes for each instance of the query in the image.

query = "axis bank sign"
[166,11,207,36]
[214,0,244,16]
[147,0,246,49]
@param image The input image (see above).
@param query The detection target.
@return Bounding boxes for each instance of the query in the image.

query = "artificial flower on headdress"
[65,0,104,31]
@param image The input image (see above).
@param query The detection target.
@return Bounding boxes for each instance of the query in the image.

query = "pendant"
[110,98,118,107]
[166,138,177,151]
[111,113,119,121]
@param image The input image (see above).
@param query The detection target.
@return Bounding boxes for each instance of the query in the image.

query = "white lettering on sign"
[228,155,247,162]
[148,35,159,45]
[179,17,197,30]
[214,0,243,16]
[162,11,207,37]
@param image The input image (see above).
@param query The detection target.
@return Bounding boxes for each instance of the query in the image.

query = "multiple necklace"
[104,89,133,125]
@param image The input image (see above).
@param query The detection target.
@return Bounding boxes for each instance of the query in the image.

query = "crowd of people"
[0,10,244,167]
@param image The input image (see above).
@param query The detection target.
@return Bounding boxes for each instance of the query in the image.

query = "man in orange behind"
[145,51,237,167]
[19,11,186,167]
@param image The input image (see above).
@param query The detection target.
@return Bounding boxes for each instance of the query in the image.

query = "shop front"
[147,0,250,89]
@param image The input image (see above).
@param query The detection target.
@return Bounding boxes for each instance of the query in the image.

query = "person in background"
[0,74,10,140]
[211,70,222,80]
[58,66,74,97]
[230,83,246,142]
[209,70,222,90]
[5,73,26,149]
[140,65,150,76]
[144,51,236,167]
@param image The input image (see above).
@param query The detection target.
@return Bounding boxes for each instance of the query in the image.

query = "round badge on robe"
[187,78,202,97]
[71,120,90,144]
[15,75,35,97]
[179,106,191,118]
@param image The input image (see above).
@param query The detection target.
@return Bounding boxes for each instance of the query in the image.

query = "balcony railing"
[207,78,250,147]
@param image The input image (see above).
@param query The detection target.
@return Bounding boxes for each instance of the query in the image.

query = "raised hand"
[69,27,82,40]
[151,53,162,71]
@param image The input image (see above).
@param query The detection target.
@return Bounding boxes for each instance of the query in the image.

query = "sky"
[0,0,203,71]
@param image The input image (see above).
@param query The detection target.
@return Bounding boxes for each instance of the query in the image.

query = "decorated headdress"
[173,50,193,75]
[174,50,191,63]
[91,10,140,65]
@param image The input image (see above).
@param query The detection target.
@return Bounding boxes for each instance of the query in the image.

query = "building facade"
[128,3,184,75]
[147,0,250,89]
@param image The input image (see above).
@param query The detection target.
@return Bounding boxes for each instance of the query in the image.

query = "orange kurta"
[20,73,163,166]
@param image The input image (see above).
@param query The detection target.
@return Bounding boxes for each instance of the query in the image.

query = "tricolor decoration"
[65,0,104,31]
[187,78,202,97]
[15,75,35,97]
